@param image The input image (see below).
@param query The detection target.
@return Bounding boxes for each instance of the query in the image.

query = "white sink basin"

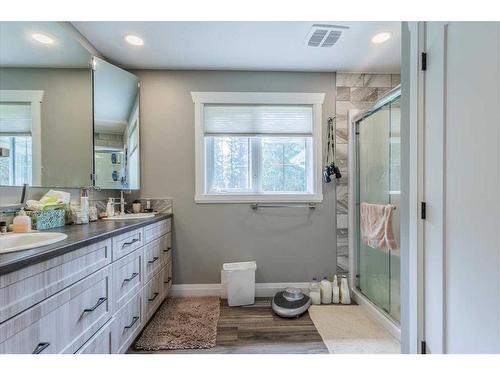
[0,232,68,254]
[104,213,156,220]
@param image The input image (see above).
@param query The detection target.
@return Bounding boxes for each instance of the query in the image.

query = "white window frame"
[191,92,325,203]
[0,90,44,186]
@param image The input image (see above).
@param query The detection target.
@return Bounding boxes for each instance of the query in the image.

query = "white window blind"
[204,104,313,135]
[0,102,32,135]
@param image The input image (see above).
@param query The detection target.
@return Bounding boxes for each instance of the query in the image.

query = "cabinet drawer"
[0,239,111,324]
[160,262,173,300]
[112,228,143,261]
[113,249,143,312]
[76,319,113,354]
[112,291,142,354]
[144,218,171,244]
[142,271,164,323]
[0,266,112,354]
[143,236,166,283]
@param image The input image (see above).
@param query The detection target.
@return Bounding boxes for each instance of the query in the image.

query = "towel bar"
[250,203,316,209]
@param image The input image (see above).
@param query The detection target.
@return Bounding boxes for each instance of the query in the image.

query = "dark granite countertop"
[0,213,172,275]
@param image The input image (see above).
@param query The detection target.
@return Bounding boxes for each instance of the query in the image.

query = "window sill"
[194,193,323,204]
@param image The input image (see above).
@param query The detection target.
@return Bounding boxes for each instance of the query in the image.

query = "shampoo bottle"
[320,277,332,304]
[309,278,321,305]
[340,275,351,305]
[332,275,340,304]
[106,198,115,217]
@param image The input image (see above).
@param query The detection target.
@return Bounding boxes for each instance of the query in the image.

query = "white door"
[422,21,500,353]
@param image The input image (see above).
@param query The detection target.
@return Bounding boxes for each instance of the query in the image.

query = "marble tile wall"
[335,73,400,274]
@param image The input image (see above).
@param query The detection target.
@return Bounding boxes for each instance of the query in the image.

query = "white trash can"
[222,261,257,306]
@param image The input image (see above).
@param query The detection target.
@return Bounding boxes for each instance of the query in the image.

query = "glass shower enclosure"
[352,86,401,324]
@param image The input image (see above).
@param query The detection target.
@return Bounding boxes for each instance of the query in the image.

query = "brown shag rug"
[134,296,220,350]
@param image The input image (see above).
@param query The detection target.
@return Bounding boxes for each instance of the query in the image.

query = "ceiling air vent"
[305,24,349,48]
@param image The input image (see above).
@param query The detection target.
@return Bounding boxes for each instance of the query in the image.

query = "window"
[192,92,324,203]
[0,90,43,186]
[0,102,33,185]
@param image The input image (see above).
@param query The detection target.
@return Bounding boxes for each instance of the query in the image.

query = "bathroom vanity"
[0,215,173,354]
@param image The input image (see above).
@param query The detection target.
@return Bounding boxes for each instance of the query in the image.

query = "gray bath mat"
[135,296,220,350]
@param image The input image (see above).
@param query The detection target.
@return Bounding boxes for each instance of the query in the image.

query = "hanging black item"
[323,116,342,183]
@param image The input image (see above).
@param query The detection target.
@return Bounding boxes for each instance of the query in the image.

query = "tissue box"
[26,209,66,230]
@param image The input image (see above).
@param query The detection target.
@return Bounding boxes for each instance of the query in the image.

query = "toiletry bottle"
[340,275,351,305]
[80,188,89,223]
[332,275,340,304]
[309,278,321,305]
[106,198,115,217]
[320,277,333,304]
[13,209,31,233]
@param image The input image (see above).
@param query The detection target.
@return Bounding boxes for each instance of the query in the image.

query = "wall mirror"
[92,57,140,190]
[0,21,93,187]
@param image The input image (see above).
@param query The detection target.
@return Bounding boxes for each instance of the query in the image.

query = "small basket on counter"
[26,208,66,230]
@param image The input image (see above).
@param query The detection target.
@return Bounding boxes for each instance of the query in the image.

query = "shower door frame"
[348,85,402,338]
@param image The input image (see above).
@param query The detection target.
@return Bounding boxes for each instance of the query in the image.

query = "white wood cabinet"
[0,217,173,354]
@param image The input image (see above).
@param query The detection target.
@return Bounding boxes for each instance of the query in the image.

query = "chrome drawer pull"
[163,247,172,253]
[82,297,107,314]
[124,316,139,330]
[122,272,139,286]
[122,237,140,248]
[148,292,159,302]
[164,277,172,284]
[147,256,159,264]
[32,342,50,354]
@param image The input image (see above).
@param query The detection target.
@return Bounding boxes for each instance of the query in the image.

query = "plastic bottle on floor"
[309,278,321,305]
[340,275,351,305]
[332,275,340,304]
[320,277,332,304]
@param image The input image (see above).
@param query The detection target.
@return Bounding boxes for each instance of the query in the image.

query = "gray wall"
[135,70,337,284]
[0,68,93,187]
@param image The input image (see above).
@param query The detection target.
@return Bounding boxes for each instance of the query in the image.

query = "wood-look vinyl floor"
[129,298,328,354]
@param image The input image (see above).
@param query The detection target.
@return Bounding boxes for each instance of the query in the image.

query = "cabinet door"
[142,271,164,323]
[76,319,113,354]
[143,237,164,283]
[112,291,142,354]
[113,248,142,312]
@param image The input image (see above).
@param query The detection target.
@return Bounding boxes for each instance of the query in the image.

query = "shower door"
[355,92,401,324]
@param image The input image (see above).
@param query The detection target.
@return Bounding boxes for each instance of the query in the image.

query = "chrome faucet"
[113,190,127,216]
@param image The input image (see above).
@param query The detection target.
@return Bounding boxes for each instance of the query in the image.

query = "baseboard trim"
[170,282,310,298]
[351,288,401,341]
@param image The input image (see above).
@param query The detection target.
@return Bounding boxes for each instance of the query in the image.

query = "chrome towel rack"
[250,203,317,210]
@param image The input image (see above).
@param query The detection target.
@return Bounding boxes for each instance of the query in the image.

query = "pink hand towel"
[360,202,398,251]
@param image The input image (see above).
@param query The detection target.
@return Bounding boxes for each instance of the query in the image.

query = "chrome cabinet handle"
[124,316,139,330]
[122,238,140,248]
[164,277,172,284]
[32,342,50,354]
[122,272,139,286]
[147,256,159,264]
[82,297,107,314]
[148,292,159,302]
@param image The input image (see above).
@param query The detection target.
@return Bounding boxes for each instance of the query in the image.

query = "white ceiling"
[0,22,91,68]
[72,21,401,72]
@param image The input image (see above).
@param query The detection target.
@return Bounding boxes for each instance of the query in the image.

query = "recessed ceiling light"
[371,31,392,44]
[31,33,54,45]
[125,34,144,46]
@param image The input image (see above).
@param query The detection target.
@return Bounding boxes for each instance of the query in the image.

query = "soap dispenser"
[13,209,31,233]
